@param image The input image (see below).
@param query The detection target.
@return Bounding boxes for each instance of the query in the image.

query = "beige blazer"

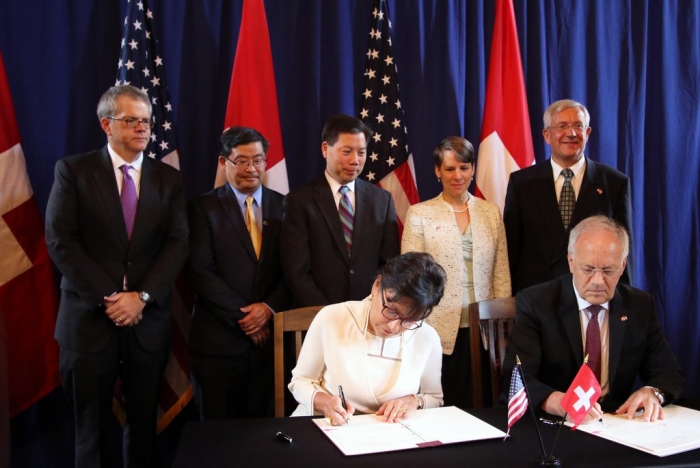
[401,194,511,354]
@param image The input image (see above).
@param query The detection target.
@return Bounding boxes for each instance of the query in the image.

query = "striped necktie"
[338,186,354,255]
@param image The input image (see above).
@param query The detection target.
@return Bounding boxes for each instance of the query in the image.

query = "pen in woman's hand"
[338,385,348,426]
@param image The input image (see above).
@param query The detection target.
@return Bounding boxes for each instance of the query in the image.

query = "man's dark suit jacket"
[502,275,684,412]
[280,175,399,307]
[187,184,289,356]
[45,147,189,353]
[503,157,633,293]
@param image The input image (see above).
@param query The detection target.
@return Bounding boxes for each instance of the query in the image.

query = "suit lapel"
[259,186,277,261]
[129,156,158,250]
[560,277,585,365]
[313,177,349,264]
[91,147,129,250]
[571,158,604,227]
[534,161,566,236]
[606,289,628,388]
[218,184,258,261]
[350,180,371,262]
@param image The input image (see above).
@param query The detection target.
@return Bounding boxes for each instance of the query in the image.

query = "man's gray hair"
[96,85,152,120]
[543,99,590,129]
[568,215,629,260]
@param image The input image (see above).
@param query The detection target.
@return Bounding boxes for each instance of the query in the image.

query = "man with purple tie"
[46,85,188,466]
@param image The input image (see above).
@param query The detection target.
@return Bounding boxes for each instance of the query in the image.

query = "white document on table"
[311,406,506,456]
[575,405,700,457]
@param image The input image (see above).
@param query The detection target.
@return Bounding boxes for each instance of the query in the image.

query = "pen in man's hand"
[338,385,348,426]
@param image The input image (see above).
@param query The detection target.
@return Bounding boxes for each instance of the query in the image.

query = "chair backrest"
[273,306,324,417]
[467,297,516,408]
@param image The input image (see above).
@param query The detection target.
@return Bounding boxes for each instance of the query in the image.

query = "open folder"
[574,405,700,457]
[311,406,506,456]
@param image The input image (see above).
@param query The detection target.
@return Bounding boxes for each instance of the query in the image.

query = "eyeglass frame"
[379,287,424,330]
[546,122,589,134]
[573,263,622,279]
[107,116,155,129]
[226,156,267,169]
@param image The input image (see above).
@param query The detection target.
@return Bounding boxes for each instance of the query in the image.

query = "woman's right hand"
[314,393,355,425]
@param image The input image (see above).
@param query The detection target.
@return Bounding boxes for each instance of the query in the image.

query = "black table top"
[173,407,700,467]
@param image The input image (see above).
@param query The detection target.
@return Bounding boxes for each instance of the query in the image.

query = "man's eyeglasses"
[108,117,154,129]
[227,157,267,169]
[547,123,587,134]
[575,264,622,279]
[380,288,423,330]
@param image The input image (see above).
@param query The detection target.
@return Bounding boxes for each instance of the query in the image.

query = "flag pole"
[516,356,562,466]
[549,355,591,457]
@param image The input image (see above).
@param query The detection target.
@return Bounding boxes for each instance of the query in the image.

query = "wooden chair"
[273,306,324,417]
[467,297,516,408]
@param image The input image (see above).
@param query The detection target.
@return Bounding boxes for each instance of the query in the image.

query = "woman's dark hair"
[378,252,446,321]
[433,136,475,167]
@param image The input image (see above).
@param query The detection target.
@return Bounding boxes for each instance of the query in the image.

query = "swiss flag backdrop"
[475,0,534,212]
[0,49,60,416]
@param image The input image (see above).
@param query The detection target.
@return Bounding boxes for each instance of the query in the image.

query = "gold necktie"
[245,196,262,258]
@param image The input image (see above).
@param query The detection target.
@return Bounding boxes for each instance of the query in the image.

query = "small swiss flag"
[560,363,602,429]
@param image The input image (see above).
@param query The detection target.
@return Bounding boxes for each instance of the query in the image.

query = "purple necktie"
[585,305,602,382]
[120,164,138,240]
[338,186,354,255]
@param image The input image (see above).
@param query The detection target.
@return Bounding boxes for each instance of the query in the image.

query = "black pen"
[338,385,348,426]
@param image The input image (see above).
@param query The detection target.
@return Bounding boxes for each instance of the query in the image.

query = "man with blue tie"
[45,85,188,466]
[280,114,399,307]
[187,127,289,420]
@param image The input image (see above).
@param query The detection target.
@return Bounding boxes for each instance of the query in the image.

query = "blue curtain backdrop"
[1,0,698,462]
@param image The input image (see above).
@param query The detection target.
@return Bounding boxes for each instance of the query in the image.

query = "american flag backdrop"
[506,362,529,437]
[359,0,420,228]
[115,0,193,433]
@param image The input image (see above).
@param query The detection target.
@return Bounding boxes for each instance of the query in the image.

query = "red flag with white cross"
[560,363,601,429]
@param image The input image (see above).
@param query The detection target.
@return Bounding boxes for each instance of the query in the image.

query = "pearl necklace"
[452,206,468,213]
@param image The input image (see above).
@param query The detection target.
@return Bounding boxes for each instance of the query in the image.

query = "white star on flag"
[358,0,419,231]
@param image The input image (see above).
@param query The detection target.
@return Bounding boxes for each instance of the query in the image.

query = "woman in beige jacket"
[401,136,511,409]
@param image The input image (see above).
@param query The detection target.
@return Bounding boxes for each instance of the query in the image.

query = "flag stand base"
[535,455,562,466]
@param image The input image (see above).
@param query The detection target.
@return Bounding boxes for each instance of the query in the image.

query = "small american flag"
[506,363,529,437]
[359,0,420,228]
[113,0,193,433]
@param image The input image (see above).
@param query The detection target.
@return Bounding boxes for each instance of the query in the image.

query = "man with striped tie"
[281,114,399,307]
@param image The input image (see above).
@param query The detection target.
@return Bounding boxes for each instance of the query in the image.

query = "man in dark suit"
[45,85,188,466]
[504,99,633,294]
[281,114,399,307]
[502,216,683,425]
[187,127,289,420]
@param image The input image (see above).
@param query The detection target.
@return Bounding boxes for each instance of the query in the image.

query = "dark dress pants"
[60,327,168,468]
[190,337,274,420]
[441,326,493,409]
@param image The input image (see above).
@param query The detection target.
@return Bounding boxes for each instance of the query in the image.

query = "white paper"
[311,406,507,456]
[575,405,700,457]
